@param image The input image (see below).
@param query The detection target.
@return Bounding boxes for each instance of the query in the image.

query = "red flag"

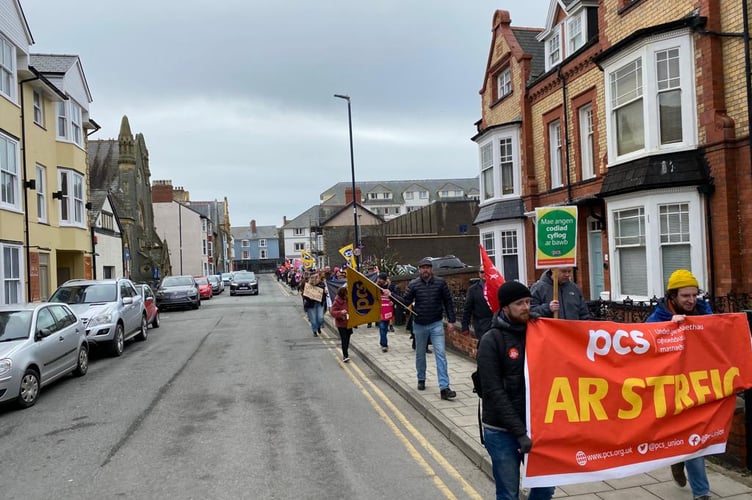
[479,244,505,313]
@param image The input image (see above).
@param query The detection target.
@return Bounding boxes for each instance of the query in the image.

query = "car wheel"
[73,345,89,377]
[110,323,125,357]
[192,299,200,310]
[17,368,40,408]
[230,291,235,296]
[136,314,148,341]
[152,311,160,328]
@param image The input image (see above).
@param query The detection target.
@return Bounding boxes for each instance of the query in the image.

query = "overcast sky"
[21,1,550,228]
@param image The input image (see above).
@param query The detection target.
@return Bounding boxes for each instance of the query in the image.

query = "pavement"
[323,316,752,499]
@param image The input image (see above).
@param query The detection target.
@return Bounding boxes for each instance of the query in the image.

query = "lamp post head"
[333,94,350,101]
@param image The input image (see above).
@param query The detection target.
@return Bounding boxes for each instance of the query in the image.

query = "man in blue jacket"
[646,269,712,500]
[386,257,458,400]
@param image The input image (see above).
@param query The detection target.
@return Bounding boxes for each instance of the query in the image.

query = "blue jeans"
[685,457,709,497]
[305,304,324,334]
[413,320,449,389]
[379,320,389,347]
[483,427,554,500]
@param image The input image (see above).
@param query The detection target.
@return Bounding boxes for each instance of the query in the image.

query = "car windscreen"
[161,277,194,287]
[195,278,209,285]
[50,283,117,303]
[0,311,33,341]
[234,273,255,280]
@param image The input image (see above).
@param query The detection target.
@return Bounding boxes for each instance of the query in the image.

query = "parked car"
[395,264,418,276]
[49,278,147,357]
[0,303,88,408]
[230,271,259,296]
[221,273,233,287]
[136,284,160,329]
[423,255,470,269]
[194,276,213,300]
[156,275,200,311]
[208,275,224,294]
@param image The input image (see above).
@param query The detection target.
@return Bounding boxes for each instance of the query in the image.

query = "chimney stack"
[251,219,257,234]
[345,187,362,205]
[151,179,173,203]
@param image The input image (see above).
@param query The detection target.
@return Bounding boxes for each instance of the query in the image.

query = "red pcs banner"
[522,314,752,488]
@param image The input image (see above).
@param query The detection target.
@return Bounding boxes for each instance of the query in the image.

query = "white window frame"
[567,14,584,54]
[57,101,69,140]
[549,120,563,188]
[404,191,414,200]
[480,220,527,284]
[477,126,521,204]
[497,68,511,99]
[58,169,85,227]
[606,189,705,301]
[259,239,266,248]
[1,243,23,304]
[70,101,83,147]
[0,37,16,102]
[241,239,250,247]
[603,32,697,165]
[546,26,562,69]
[293,228,305,236]
[33,91,44,126]
[293,242,305,252]
[260,249,268,259]
[36,164,47,223]
[579,104,595,180]
[480,143,494,200]
[419,191,428,199]
[0,132,20,211]
[242,250,250,260]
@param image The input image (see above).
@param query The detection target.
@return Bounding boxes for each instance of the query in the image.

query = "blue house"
[231,220,281,273]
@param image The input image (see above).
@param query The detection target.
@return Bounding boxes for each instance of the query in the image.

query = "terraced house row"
[0,1,98,303]
[474,0,752,301]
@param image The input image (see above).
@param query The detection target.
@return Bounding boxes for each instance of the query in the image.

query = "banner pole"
[553,268,559,319]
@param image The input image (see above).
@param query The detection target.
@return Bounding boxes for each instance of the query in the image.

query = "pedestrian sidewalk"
[327,318,752,499]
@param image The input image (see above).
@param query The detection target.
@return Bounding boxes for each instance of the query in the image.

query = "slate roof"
[599,150,711,197]
[283,205,347,229]
[231,225,279,241]
[88,189,109,226]
[512,28,546,83]
[473,199,526,225]
[320,178,480,205]
[88,139,120,192]
[29,54,78,74]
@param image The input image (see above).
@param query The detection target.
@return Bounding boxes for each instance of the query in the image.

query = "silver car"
[49,278,147,357]
[0,303,88,408]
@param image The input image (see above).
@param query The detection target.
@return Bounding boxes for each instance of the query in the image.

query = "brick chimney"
[283,216,287,225]
[151,179,173,203]
[345,187,362,205]
[250,219,257,234]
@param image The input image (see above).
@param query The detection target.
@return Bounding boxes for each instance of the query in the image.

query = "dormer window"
[548,29,561,67]
[496,68,511,100]
[568,15,583,53]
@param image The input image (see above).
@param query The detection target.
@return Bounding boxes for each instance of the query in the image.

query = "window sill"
[489,92,513,109]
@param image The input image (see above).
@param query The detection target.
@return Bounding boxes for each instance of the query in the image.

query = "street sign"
[535,206,578,268]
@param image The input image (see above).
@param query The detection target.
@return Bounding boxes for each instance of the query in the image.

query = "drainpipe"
[558,65,573,203]
[745,0,752,178]
[19,75,41,301]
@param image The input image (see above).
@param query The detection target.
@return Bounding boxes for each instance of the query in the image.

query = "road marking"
[318,331,483,499]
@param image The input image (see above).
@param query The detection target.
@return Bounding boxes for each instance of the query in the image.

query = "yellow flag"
[338,243,357,269]
[300,250,315,269]
[345,267,382,328]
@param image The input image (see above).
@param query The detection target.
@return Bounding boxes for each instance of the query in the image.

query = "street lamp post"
[334,93,360,270]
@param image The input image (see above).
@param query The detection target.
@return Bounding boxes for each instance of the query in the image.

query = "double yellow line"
[318,330,483,500]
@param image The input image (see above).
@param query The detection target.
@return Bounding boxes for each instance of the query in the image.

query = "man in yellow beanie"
[646,269,712,500]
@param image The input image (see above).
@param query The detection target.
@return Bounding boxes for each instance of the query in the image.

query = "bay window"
[604,33,696,163]
[0,132,19,210]
[58,169,85,227]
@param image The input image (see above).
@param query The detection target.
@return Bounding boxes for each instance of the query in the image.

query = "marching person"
[386,257,458,400]
[530,267,590,320]
[477,281,554,500]
[461,266,493,340]
[329,286,353,363]
[646,269,712,500]
[376,272,396,352]
[303,273,327,337]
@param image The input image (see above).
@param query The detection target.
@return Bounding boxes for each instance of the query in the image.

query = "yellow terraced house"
[0,0,98,303]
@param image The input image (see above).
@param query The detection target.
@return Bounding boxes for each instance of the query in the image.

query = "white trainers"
[343,357,350,363]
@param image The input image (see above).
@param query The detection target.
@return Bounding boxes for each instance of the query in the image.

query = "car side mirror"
[123,297,133,305]
[36,327,51,339]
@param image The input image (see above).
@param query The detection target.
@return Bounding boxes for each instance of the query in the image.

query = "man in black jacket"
[461,266,493,340]
[476,281,554,500]
[386,257,458,400]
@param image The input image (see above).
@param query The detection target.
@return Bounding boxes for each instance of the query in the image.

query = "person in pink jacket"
[329,286,353,363]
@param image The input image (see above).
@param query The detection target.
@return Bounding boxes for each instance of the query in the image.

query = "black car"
[230,271,259,296]
[155,275,200,310]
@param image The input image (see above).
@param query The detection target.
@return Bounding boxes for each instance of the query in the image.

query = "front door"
[588,218,605,300]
